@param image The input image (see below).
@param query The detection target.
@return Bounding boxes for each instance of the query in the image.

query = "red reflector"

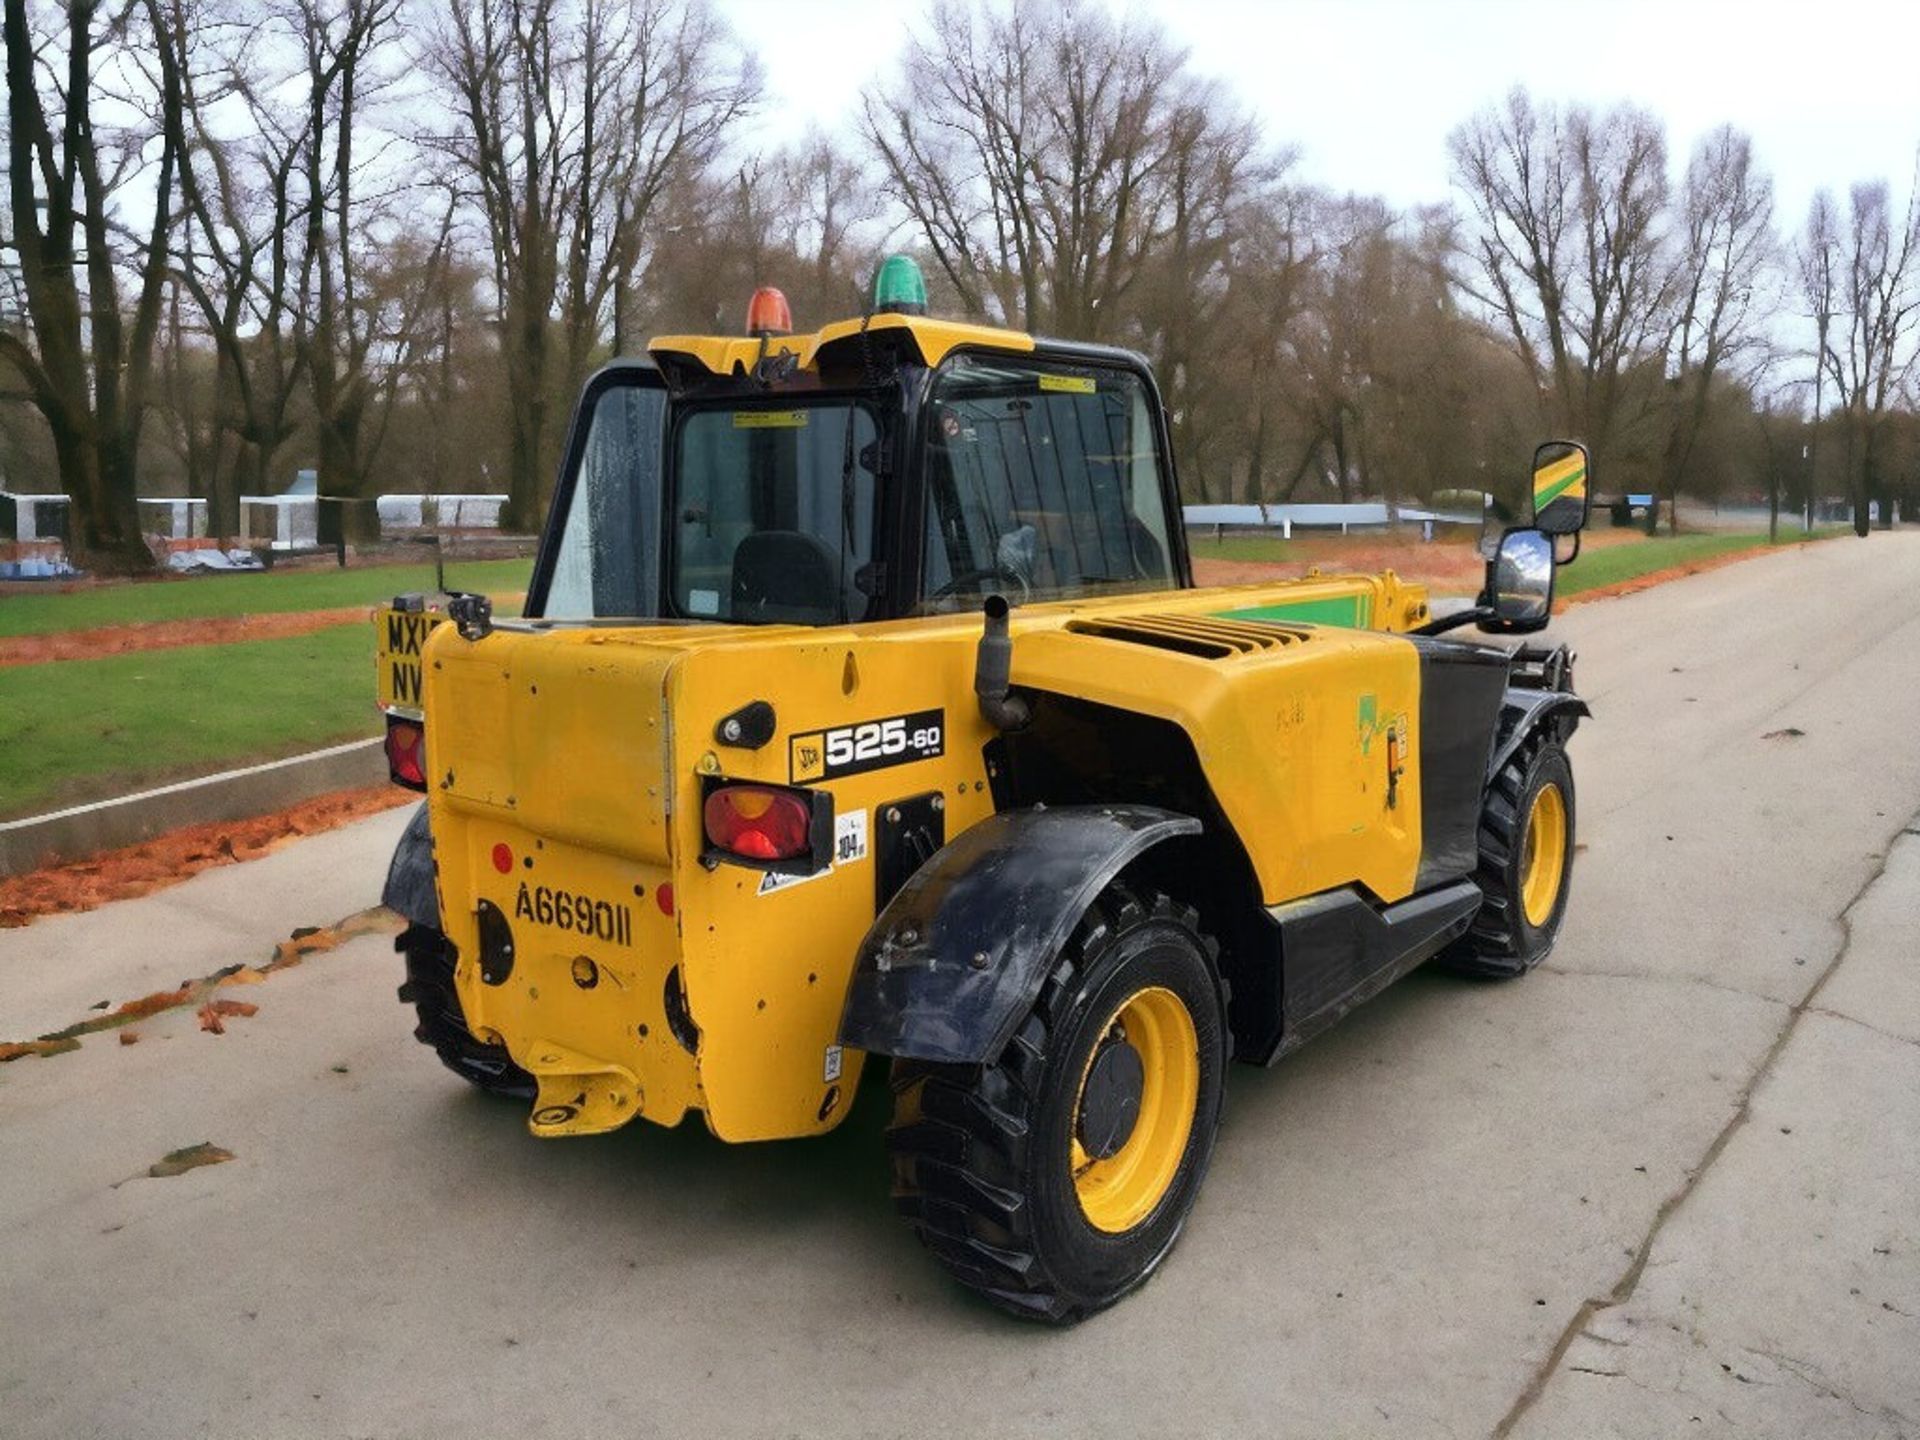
[656,883,675,917]
[385,718,426,790]
[703,784,812,862]
[491,843,514,874]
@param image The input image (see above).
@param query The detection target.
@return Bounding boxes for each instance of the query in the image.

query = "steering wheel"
[927,563,1032,604]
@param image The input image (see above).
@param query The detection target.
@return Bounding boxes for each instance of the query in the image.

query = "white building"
[137,497,209,540]
[376,494,510,530]
[240,495,319,550]
[0,490,70,543]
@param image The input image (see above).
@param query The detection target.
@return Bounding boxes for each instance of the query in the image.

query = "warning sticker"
[757,809,868,896]
[733,410,809,429]
[1037,373,1096,395]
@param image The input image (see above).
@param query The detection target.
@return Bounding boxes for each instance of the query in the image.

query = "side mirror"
[1479,527,1555,634]
[1531,440,1591,537]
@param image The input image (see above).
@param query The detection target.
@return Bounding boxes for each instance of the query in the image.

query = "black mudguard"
[1489,689,1590,780]
[838,804,1201,1065]
[382,802,439,930]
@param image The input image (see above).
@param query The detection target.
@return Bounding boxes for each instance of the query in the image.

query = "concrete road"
[4,534,1918,1439]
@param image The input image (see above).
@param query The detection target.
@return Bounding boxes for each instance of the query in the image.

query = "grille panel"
[1065,612,1315,659]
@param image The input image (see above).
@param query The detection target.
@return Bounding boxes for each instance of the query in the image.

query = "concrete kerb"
[0,738,386,878]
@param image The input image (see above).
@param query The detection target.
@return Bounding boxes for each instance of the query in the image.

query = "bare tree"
[161,0,308,536]
[1797,190,1841,534]
[424,0,756,530]
[286,0,408,524]
[1,0,183,572]
[1653,126,1776,532]
[1449,89,1673,479]
[596,0,759,358]
[866,0,1241,341]
[1819,179,1920,534]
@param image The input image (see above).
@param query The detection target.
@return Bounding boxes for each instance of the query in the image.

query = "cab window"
[673,403,877,625]
[541,377,666,619]
[919,356,1175,610]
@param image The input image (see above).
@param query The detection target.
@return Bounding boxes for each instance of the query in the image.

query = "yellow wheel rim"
[1069,985,1199,1234]
[1520,782,1568,928]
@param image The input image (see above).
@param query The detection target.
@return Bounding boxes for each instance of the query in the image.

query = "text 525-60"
[824,718,942,769]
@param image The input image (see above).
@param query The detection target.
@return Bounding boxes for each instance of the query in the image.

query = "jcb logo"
[791,738,825,783]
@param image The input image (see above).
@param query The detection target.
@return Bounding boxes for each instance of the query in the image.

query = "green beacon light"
[872,254,928,316]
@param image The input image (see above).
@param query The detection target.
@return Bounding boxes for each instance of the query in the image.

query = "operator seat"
[730,529,842,624]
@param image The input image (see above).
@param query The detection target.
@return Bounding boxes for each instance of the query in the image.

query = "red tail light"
[703,783,813,862]
[385,716,426,791]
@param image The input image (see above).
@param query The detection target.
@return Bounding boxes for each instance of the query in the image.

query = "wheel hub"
[1075,1030,1145,1160]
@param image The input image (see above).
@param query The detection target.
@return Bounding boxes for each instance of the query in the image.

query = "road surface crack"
[1491,821,1912,1439]
[1538,963,1784,1008]
[1805,1006,1920,1052]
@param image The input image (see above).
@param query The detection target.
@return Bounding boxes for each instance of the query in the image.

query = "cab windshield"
[672,402,878,625]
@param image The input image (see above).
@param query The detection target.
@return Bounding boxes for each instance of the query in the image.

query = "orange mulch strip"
[1194,545,1489,595]
[0,605,372,666]
[0,784,416,928]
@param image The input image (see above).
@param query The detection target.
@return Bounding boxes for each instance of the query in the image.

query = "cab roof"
[647,311,1037,381]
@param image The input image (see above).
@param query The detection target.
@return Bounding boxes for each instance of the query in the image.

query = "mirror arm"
[1412,606,1493,637]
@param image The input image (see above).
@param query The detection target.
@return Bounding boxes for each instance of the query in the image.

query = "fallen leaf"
[148,1142,234,1178]
[0,1037,81,1062]
[119,1030,141,1046]
[114,986,193,1022]
[196,998,259,1034]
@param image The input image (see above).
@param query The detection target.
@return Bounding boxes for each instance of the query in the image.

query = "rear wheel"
[395,925,536,1098]
[886,886,1227,1323]
[1440,739,1576,979]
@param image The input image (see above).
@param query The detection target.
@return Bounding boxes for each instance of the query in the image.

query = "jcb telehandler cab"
[375,258,1592,1322]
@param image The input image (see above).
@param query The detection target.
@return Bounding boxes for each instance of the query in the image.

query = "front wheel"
[1439,738,1576,979]
[887,886,1227,1323]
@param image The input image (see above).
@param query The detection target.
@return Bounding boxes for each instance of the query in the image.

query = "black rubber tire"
[886,886,1228,1323]
[1439,738,1576,979]
[395,924,536,1099]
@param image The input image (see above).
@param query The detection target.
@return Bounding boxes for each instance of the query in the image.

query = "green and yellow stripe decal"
[1213,594,1372,628]
[1533,452,1587,510]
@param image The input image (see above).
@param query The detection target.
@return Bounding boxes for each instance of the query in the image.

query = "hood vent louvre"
[1065,613,1313,660]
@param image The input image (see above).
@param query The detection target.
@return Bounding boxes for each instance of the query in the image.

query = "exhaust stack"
[975,594,1031,731]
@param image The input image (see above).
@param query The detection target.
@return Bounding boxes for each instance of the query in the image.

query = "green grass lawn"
[1558,529,1827,596]
[0,557,532,638]
[0,624,382,819]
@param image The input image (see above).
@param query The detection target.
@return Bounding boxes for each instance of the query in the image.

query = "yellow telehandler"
[374,258,1591,1321]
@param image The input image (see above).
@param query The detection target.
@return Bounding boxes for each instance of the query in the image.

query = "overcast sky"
[716,0,1920,234]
